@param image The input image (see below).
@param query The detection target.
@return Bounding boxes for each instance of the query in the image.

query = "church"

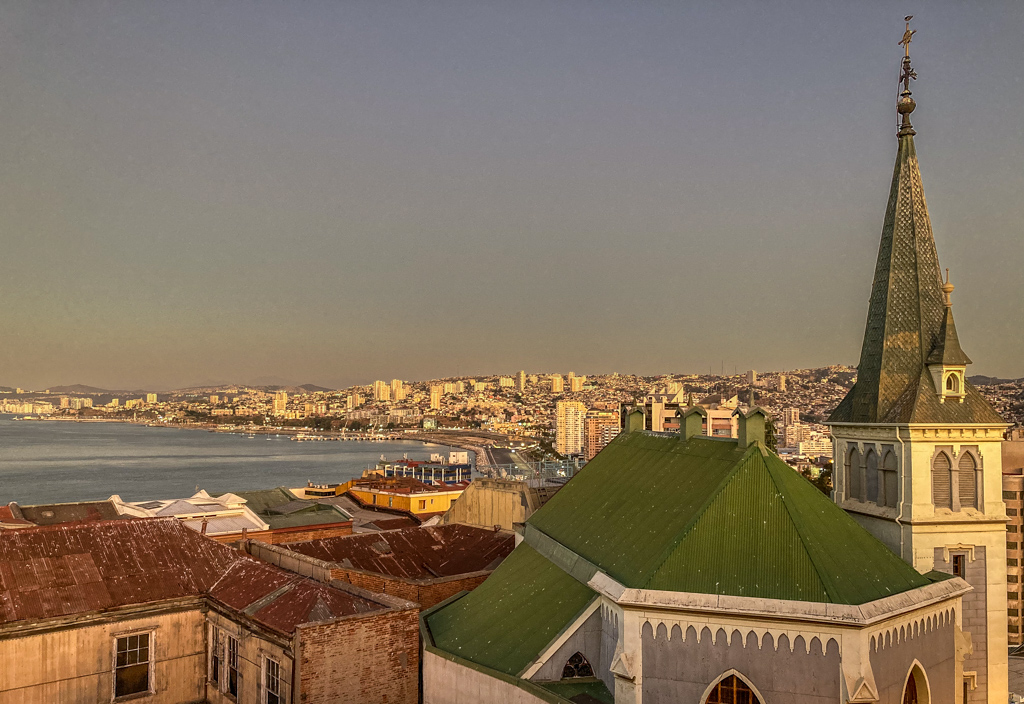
[419,24,1008,704]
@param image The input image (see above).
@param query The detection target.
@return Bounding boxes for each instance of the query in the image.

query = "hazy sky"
[2,2,1022,390]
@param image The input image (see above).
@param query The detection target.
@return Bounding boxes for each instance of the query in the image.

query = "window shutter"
[933,453,952,509]
[959,453,978,509]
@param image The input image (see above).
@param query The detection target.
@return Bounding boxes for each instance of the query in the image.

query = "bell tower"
[826,18,1009,703]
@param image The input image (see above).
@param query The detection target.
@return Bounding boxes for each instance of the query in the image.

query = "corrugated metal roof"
[286,524,513,580]
[180,515,265,535]
[529,432,932,605]
[426,543,595,676]
[0,518,383,634]
[14,501,125,526]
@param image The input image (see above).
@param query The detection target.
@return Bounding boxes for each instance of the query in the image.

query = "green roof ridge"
[636,440,762,587]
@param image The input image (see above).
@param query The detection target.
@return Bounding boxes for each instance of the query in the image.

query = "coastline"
[9,414,485,466]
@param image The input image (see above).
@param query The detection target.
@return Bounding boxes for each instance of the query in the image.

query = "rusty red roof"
[284,524,514,581]
[0,518,387,634]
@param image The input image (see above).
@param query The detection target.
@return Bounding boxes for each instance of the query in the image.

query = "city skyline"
[2,2,1023,390]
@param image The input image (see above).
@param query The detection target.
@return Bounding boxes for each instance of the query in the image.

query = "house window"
[265,657,283,704]
[705,675,761,704]
[228,635,240,697]
[211,628,222,685]
[561,652,594,679]
[114,632,151,698]
[952,554,966,578]
[419,500,427,510]
[932,452,952,509]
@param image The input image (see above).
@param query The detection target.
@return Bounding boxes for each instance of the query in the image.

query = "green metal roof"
[529,433,933,605]
[540,679,613,704]
[425,543,595,676]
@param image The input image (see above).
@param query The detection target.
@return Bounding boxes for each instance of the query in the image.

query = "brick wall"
[299,607,419,704]
[328,568,491,608]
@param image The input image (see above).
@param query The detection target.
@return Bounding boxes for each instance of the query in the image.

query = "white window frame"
[262,655,285,704]
[111,628,155,701]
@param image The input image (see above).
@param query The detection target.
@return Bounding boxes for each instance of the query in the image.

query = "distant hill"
[49,384,115,394]
[298,383,333,392]
[969,375,1020,386]
[0,386,13,393]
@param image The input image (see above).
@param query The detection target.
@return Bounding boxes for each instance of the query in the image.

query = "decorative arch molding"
[698,669,768,704]
[639,617,839,655]
[869,605,955,652]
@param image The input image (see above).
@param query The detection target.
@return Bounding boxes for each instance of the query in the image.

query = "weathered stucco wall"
[869,608,957,704]
[206,609,292,704]
[640,623,841,704]
[0,607,206,704]
[422,651,551,704]
[529,609,602,682]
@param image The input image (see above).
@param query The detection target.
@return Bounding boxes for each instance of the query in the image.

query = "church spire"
[828,19,1002,425]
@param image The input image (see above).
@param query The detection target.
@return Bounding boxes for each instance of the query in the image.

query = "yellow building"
[340,478,465,516]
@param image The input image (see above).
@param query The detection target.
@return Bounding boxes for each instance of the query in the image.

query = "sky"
[1,1,1022,391]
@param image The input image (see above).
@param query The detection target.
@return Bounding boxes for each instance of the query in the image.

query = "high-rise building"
[430,385,442,410]
[210,395,219,405]
[584,410,620,460]
[272,391,287,415]
[146,393,158,404]
[550,375,564,393]
[517,371,526,392]
[473,382,486,393]
[443,383,456,394]
[391,379,405,402]
[454,381,465,394]
[781,407,800,428]
[569,375,585,392]
[826,42,1008,701]
[777,374,787,392]
[498,377,514,388]
[555,401,586,456]
[59,397,70,409]
[373,380,391,402]
[747,369,757,386]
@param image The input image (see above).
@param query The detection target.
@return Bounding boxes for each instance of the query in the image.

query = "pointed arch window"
[561,652,593,679]
[958,452,978,509]
[705,675,762,704]
[882,451,899,508]
[847,447,862,502]
[865,449,879,503]
[932,452,952,510]
[945,374,959,393]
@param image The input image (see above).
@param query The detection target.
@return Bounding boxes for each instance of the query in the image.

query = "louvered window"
[959,453,978,509]
[933,453,952,509]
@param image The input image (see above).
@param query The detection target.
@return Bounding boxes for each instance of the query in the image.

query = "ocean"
[0,415,466,505]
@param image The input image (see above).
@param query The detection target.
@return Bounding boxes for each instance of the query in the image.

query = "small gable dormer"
[927,271,971,403]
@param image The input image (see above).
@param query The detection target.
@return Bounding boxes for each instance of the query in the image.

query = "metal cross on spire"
[896,16,918,136]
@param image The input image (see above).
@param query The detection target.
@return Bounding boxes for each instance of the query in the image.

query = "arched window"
[946,374,959,393]
[847,447,862,502]
[865,449,879,503]
[958,452,978,509]
[932,452,952,509]
[705,675,761,704]
[902,664,930,704]
[561,652,593,679]
[882,451,899,508]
